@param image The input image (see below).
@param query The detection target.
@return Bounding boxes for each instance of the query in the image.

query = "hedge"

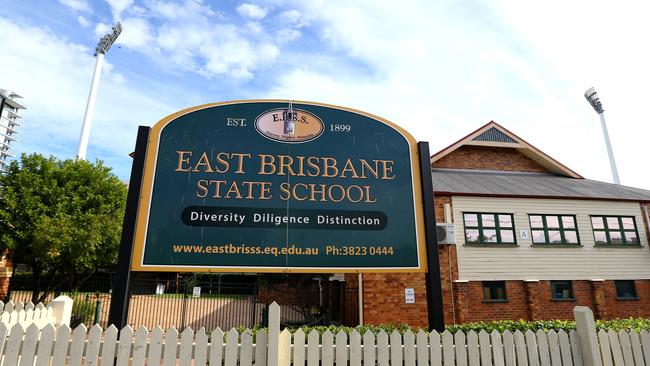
[234,318,650,336]
[447,318,650,333]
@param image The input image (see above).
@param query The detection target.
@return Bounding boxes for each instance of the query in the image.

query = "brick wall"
[438,245,457,324]
[362,246,459,327]
[454,280,530,322]
[435,194,457,324]
[361,262,650,325]
[0,255,12,299]
[535,280,596,320]
[598,280,650,319]
[362,272,428,328]
[434,195,452,222]
[361,193,459,327]
[449,279,650,323]
[432,146,549,173]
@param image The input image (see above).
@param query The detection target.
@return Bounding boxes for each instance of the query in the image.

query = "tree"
[0,153,127,302]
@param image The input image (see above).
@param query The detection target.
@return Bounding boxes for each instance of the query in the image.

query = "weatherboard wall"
[452,196,650,280]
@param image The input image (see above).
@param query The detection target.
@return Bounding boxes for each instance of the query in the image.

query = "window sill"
[482,299,509,303]
[551,298,577,302]
[531,244,583,248]
[464,244,519,248]
[615,297,639,301]
[594,244,643,248]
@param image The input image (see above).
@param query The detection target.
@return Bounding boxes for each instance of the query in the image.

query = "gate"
[127,276,260,330]
[6,273,360,329]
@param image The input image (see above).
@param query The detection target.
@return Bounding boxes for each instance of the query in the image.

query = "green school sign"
[131,100,428,272]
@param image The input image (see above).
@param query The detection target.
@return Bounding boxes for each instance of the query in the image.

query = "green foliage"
[230,318,650,338]
[69,295,97,328]
[596,318,650,332]
[444,318,650,334]
[446,319,576,333]
[231,323,418,338]
[0,153,127,298]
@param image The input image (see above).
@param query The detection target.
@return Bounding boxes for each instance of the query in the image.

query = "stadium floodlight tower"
[77,22,122,160]
[584,87,620,184]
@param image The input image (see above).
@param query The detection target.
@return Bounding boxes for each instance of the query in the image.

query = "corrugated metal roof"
[471,127,517,143]
[432,169,650,201]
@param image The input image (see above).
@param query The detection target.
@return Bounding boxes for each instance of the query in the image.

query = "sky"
[1,0,649,189]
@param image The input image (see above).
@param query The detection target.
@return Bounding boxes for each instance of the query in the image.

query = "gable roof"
[430,121,583,179]
[432,169,650,202]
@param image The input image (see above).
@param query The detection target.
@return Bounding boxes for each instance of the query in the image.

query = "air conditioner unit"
[436,223,456,244]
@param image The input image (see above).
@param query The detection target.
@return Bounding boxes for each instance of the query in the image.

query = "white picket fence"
[3,296,72,330]
[0,303,648,365]
[0,301,56,330]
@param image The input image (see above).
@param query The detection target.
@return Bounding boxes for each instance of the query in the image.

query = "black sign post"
[418,141,445,332]
[108,126,150,329]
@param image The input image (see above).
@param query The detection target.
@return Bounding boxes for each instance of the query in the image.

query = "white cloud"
[77,15,90,27]
[128,5,147,16]
[236,3,269,20]
[94,22,111,37]
[59,0,91,12]
[146,0,183,19]
[110,72,126,85]
[146,0,217,20]
[116,18,153,49]
[200,37,279,80]
[105,0,134,20]
[246,21,263,34]
[108,1,287,80]
[276,28,300,44]
[279,9,303,25]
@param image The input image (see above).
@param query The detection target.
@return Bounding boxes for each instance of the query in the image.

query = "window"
[529,215,579,244]
[464,213,516,244]
[482,281,507,301]
[550,280,575,300]
[591,216,639,245]
[615,280,638,299]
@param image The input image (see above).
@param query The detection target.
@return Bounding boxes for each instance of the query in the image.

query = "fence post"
[94,299,102,325]
[50,295,74,327]
[574,306,602,366]
[267,302,281,366]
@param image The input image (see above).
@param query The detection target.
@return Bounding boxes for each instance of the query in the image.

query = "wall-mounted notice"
[405,288,415,303]
[192,287,201,298]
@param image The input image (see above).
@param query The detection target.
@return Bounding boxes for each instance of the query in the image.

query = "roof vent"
[472,127,516,143]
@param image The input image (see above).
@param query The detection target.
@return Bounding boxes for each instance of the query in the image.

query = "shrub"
[230,317,650,339]
[70,299,96,328]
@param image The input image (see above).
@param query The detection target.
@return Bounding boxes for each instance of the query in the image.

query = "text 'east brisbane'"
[174,151,397,203]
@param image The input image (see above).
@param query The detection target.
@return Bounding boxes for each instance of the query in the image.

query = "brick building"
[360,121,650,327]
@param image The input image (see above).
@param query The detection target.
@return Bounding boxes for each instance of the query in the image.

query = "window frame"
[550,280,575,301]
[463,212,517,245]
[528,214,580,245]
[590,216,640,246]
[482,281,508,302]
[614,280,639,300]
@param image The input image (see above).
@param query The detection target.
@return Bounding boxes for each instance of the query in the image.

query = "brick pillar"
[590,279,607,319]
[0,255,13,299]
[438,244,460,325]
[453,280,469,324]
[524,280,540,320]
